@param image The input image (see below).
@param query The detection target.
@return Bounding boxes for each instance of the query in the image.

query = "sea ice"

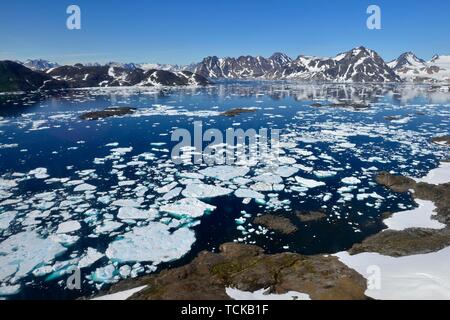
[0,231,66,283]
[234,188,265,200]
[160,198,216,219]
[182,183,233,199]
[117,207,158,220]
[295,177,326,188]
[199,165,250,181]
[56,220,82,234]
[106,223,195,264]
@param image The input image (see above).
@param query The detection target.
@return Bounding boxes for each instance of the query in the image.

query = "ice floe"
[182,183,233,199]
[106,222,195,264]
[0,231,67,283]
[159,198,215,219]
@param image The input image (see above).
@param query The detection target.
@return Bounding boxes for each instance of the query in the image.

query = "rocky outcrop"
[296,211,327,223]
[99,243,367,300]
[221,108,256,117]
[80,107,136,120]
[348,171,450,257]
[349,228,450,257]
[253,215,298,234]
[431,135,450,146]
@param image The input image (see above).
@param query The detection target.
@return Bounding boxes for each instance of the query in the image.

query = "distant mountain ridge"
[0,61,210,93]
[189,47,449,83]
[8,47,450,91]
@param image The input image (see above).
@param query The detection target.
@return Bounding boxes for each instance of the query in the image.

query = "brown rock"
[80,107,136,120]
[100,243,367,300]
[296,211,327,222]
[253,214,298,234]
[221,108,256,117]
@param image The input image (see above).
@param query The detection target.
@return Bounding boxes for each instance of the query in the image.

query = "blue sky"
[0,0,449,64]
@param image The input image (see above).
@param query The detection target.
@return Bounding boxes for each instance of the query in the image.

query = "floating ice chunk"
[92,285,147,300]
[0,179,17,189]
[160,198,216,219]
[29,168,49,179]
[118,180,135,187]
[98,196,111,205]
[274,166,299,178]
[110,147,133,155]
[233,177,253,186]
[384,199,445,231]
[250,182,272,192]
[111,199,142,208]
[342,177,362,185]
[161,187,182,201]
[0,284,21,296]
[105,142,119,147]
[74,183,97,192]
[314,170,337,178]
[78,248,104,269]
[391,116,411,124]
[119,265,131,278]
[199,165,250,181]
[50,234,80,246]
[106,223,196,264]
[356,192,384,201]
[295,177,326,188]
[253,174,282,184]
[156,182,178,194]
[226,287,310,300]
[0,211,16,230]
[235,188,265,200]
[336,142,356,149]
[179,172,204,180]
[182,183,233,199]
[95,221,124,234]
[278,157,297,165]
[294,164,314,173]
[90,265,118,284]
[56,220,81,234]
[117,207,158,220]
[0,231,66,283]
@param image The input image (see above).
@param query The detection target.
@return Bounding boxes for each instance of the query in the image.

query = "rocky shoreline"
[92,160,450,300]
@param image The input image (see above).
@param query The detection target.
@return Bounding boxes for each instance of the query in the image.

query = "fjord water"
[0,81,449,299]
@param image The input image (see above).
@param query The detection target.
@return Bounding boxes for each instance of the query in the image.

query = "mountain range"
[190,47,450,83]
[0,61,210,93]
[3,47,450,93]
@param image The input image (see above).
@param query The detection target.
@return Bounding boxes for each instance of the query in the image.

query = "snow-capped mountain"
[387,52,425,70]
[19,59,60,71]
[190,54,292,79]
[389,53,450,82]
[191,47,401,82]
[0,61,211,92]
[46,64,210,88]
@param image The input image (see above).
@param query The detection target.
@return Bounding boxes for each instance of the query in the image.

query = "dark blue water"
[0,81,449,299]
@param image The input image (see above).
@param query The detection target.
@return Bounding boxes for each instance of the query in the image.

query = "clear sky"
[0,0,449,65]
